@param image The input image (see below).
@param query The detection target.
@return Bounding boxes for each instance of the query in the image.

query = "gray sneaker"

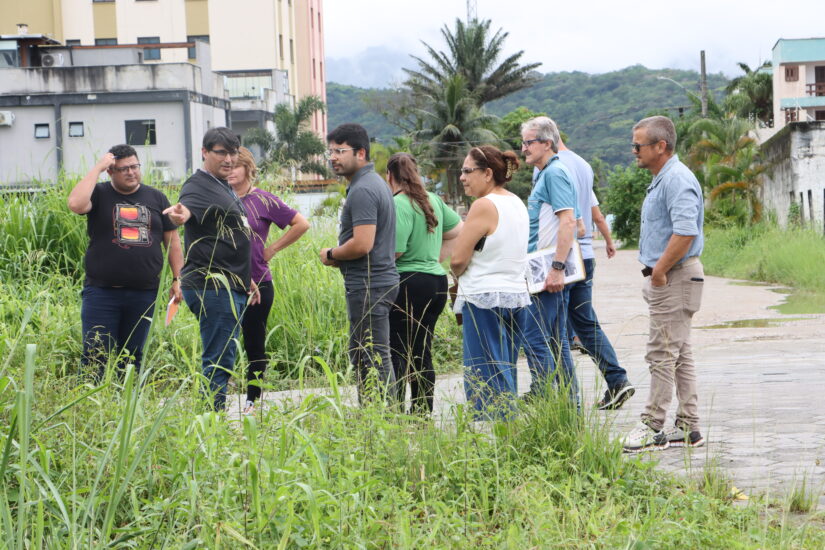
[665,424,705,448]
[623,421,669,453]
[597,380,635,410]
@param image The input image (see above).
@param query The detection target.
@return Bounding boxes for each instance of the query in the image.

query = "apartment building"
[773,37,825,129]
[0,0,327,139]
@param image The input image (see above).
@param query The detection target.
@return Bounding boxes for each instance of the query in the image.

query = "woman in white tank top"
[450,146,530,419]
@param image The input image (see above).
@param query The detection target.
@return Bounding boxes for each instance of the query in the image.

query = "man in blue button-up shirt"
[623,116,706,453]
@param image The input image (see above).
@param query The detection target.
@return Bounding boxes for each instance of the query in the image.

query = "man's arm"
[68,153,114,214]
[163,229,184,302]
[651,235,694,287]
[320,224,375,265]
[163,203,192,226]
[545,209,576,293]
[591,205,616,258]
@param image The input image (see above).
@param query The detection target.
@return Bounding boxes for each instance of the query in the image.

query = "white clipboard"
[525,241,586,294]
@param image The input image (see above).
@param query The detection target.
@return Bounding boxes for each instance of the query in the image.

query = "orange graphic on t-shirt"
[119,207,139,220]
[121,227,140,240]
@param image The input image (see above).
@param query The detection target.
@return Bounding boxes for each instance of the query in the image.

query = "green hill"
[327,65,728,166]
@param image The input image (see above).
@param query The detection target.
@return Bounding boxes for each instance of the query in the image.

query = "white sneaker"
[623,421,669,453]
[242,400,255,416]
[664,424,705,448]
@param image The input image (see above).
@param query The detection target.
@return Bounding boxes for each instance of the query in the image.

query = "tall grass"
[703,222,825,292]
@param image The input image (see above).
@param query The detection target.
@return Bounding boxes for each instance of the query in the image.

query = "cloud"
[326,46,416,89]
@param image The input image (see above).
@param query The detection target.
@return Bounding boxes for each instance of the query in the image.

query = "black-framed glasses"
[460,166,483,175]
[112,163,141,174]
[631,141,659,153]
[521,138,544,149]
[210,148,239,158]
[325,147,357,159]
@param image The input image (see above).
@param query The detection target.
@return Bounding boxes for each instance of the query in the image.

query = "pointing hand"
[163,203,191,225]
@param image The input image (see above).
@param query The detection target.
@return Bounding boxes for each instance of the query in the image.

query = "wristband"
[551,260,566,271]
[327,248,335,261]
[172,276,180,282]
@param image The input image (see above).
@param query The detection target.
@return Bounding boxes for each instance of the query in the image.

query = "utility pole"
[700,50,708,118]
[466,0,477,22]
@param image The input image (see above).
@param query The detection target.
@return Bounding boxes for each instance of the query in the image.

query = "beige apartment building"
[1,0,327,136]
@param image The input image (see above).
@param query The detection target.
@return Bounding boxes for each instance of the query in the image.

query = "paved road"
[234,243,825,504]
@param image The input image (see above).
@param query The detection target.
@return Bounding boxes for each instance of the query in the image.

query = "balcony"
[806,83,825,96]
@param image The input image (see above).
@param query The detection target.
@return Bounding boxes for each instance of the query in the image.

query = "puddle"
[730,281,773,287]
[769,289,825,315]
[699,317,807,329]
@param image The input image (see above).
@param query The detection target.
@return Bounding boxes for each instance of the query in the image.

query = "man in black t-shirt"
[164,127,258,411]
[68,144,183,378]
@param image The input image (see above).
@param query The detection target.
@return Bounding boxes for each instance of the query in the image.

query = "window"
[125,119,156,145]
[95,38,117,46]
[784,108,798,124]
[319,61,323,82]
[816,110,825,121]
[34,124,50,139]
[279,34,284,60]
[785,65,799,82]
[68,122,84,137]
[318,12,321,34]
[186,35,209,59]
[311,8,314,28]
[312,57,316,79]
[138,36,160,61]
[65,39,81,46]
[289,39,294,64]
[92,0,114,2]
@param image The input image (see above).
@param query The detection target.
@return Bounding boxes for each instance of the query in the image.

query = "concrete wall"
[2,63,204,95]
[760,121,825,230]
[115,0,188,63]
[0,105,57,184]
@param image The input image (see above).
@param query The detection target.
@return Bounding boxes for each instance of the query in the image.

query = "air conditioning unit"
[41,53,67,67]
[0,111,14,127]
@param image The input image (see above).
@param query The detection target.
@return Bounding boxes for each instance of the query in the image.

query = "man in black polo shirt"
[164,127,258,411]
[67,144,183,379]
[319,123,399,402]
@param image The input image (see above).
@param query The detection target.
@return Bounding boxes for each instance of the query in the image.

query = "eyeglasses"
[112,164,141,174]
[631,141,660,153]
[460,166,483,175]
[521,138,544,149]
[210,149,239,158]
[325,147,357,159]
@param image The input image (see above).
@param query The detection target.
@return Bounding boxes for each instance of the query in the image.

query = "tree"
[602,164,651,246]
[724,61,773,126]
[403,18,541,107]
[414,75,499,203]
[243,96,329,179]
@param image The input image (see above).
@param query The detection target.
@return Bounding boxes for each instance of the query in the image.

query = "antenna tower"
[466,0,477,22]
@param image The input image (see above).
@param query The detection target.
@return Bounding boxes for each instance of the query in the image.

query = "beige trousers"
[641,259,704,432]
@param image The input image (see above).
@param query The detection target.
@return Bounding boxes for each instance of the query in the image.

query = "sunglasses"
[631,141,660,153]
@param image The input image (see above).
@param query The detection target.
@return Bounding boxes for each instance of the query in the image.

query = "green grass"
[1,180,824,547]
[702,222,825,293]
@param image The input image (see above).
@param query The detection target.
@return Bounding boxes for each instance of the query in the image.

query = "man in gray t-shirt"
[320,123,399,403]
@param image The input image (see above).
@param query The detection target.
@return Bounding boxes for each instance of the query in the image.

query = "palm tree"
[724,61,773,126]
[414,75,499,203]
[403,18,541,107]
[244,95,329,179]
[687,117,766,221]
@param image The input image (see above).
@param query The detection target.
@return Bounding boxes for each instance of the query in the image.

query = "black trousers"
[389,272,448,414]
[241,280,274,402]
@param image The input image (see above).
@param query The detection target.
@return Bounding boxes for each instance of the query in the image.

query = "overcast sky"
[324,0,824,88]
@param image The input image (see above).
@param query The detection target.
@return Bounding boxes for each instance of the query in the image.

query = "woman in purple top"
[228,147,310,414]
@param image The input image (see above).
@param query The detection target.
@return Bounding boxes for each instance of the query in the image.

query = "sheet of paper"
[165,297,179,327]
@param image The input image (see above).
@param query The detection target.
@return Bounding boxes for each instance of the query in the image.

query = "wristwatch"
[327,248,335,261]
[551,260,566,271]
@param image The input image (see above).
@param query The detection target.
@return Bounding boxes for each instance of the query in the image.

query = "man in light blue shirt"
[518,116,578,403]
[623,116,705,453]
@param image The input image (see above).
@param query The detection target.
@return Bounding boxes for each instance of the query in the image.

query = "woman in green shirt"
[387,153,462,414]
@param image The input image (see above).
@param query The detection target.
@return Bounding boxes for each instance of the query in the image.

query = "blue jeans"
[463,304,526,420]
[81,286,157,378]
[519,290,579,403]
[564,258,628,390]
[183,288,247,411]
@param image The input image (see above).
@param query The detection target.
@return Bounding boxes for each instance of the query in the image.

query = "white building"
[0,36,228,185]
